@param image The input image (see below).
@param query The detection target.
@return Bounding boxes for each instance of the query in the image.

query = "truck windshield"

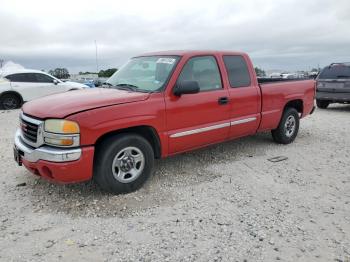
[318,65,350,79]
[106,56,179,92]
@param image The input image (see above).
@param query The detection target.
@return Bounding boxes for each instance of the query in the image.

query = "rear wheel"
[271,107,300,144]
[0,93,21,110]
[316,99,330,109]
[94,134,154,194]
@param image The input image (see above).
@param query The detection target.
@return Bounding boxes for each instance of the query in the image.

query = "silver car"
[316,63,350,109]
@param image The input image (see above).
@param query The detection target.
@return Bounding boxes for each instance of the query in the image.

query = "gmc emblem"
[20,123,28,132]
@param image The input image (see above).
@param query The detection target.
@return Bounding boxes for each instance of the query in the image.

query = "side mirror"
[53,79,59,85]
[173,80,200,96]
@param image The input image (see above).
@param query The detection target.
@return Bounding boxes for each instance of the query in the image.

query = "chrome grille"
[19,113,44,148]
[20,117,39,143]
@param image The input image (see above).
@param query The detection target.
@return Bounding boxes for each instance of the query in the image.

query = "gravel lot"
[0,106,349,262]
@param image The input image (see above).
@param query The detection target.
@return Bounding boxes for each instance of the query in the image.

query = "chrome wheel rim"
[3,97,17,109]
[284,115,296,137]
[112,146,145,183]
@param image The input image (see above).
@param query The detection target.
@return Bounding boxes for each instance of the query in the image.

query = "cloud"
[0,0,349,72]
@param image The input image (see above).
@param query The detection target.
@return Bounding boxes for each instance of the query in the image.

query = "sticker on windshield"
[156,58,176,64]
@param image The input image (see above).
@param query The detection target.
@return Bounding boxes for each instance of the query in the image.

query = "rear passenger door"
[222,55,261,139]
[165,55,230,154]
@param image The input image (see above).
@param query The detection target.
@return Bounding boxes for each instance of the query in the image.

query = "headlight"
[44,119,80,147]
[45,119,80,134]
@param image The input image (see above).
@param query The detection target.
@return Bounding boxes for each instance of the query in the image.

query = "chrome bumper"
[14,129,82,163]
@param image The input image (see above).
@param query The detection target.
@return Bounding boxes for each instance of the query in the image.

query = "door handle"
[218,96,229,105]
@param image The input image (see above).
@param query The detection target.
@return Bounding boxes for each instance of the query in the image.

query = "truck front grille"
[20,116,39,143]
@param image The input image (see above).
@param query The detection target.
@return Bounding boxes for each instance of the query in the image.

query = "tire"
[0,93,21,110]
[94,133,154,194]
[271,107,300,144]
[316,99,329,109]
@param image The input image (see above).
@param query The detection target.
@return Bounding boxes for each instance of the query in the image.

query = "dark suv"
[316,63,350,109]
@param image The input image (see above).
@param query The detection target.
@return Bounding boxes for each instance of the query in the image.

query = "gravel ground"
[0,106,349,262]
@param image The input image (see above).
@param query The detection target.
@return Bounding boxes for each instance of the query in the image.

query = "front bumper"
[14,129,94,183]
[15,129,81,162]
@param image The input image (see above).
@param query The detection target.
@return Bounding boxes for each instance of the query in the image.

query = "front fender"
[67,97,167,146]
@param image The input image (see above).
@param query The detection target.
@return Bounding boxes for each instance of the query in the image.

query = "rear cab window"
[223,55,251,88]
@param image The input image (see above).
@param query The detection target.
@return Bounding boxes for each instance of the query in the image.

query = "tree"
[98,68,118,78]
[254,67,266,77]
[49,68,70,79]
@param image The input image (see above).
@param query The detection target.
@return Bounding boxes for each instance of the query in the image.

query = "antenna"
[95,40,99,73]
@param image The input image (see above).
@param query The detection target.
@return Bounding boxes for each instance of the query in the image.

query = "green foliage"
[49,68,70,79]
[254,67,266,77]
[98,68,118,78]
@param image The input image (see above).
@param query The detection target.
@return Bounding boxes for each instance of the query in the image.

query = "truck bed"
[258,79,315,131]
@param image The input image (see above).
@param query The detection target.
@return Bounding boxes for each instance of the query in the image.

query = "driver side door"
[165,55,230,154]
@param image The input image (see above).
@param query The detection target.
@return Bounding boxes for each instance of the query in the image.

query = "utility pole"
[95,40,99,73]
[0,59,4,69]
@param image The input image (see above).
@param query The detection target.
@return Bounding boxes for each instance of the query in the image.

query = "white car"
[0,69,88,109]
[281,73,294,79]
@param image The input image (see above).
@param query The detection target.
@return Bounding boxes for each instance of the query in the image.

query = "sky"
[0,0,350,73]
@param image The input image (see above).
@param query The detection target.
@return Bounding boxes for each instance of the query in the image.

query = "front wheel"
[271,108,300,144]
[94,134,154,194]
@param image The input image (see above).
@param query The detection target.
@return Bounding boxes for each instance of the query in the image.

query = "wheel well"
[94,126,162,159]
[0,91,24,104]
[284,99,303,114]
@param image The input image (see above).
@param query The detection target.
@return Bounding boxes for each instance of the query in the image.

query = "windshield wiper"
[115,83,140,91]
[102,82,113,88]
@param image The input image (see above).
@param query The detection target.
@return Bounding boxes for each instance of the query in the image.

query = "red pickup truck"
[14,51,315,194]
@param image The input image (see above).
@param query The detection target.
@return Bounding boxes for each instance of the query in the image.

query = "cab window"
[223,55,251,88]
[178,56,222,91]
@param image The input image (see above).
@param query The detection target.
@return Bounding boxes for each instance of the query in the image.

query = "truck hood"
[22,88,151,119]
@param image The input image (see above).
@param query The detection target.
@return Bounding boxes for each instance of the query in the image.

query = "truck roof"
[136,50,248,57]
